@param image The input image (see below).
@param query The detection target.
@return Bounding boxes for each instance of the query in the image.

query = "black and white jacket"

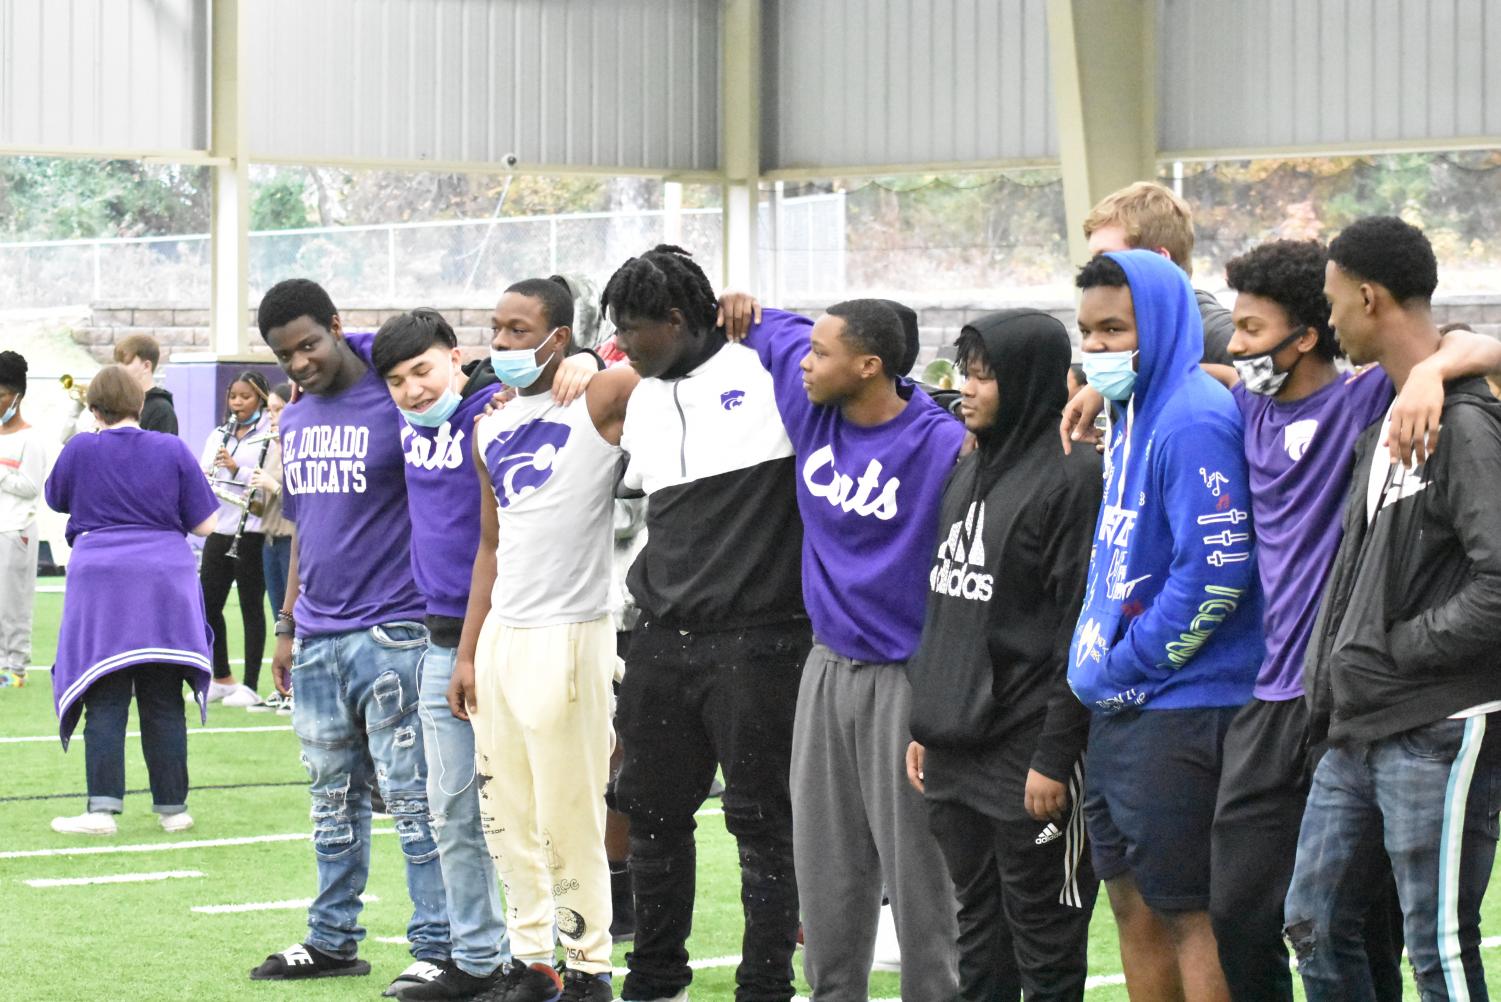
[1305,377,1501,745]
[620,341,806,632]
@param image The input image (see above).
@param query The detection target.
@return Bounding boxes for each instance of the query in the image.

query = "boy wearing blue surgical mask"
[371,298,602,1001]
[445,277,642,1002]
[372,308,515,1000]
[1067,250,1264,1002]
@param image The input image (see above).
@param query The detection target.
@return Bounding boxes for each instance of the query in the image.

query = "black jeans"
[927,797,1098,1002]
[614,618,808,1002]
[82,665,189,814]
[199,530,265,690]
[1210,697,1404,1002]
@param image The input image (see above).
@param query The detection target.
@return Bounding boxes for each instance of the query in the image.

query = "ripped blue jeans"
[291,622,450,961]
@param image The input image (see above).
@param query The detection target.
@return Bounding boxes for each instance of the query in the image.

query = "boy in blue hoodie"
[1068,250,1263,1001]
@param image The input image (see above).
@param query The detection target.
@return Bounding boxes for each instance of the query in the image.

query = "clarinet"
[227,425,274,560]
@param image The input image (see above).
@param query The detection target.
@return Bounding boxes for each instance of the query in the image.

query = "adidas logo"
[929,501,995,602]
[1035,822,1062,845]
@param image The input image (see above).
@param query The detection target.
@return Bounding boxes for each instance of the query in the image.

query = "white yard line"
[24,868,204,887]
[0,724,292,744]
[0,829,395,860]
[194,894,377,914]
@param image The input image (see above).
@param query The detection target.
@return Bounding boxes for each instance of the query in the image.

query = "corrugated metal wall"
[0,0,208,153]
[245,0,720,171]
[761,0,1057,171]
[1159,0,1501,154]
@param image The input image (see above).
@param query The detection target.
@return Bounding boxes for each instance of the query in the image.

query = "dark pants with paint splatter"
[615,617,808,1002]
[290,621,450,962]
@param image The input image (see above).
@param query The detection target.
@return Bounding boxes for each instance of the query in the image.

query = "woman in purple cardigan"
[45,365,219,836]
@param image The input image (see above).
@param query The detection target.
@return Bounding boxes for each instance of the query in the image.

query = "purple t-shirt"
[745,310,967,663]
[45,427,218,545]
[400,386,491,619]
[1235,366,1393,699]
[280,333,426,637]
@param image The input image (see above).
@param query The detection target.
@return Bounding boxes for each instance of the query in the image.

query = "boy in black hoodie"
[1285,217,1501,1002]
[905,310,1101,1002]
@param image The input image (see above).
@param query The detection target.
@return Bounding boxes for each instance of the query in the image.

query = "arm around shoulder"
[587,364,642,446]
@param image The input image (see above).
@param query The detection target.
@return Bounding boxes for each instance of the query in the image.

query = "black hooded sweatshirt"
[907,310,1101,819]
[141,386,178,435]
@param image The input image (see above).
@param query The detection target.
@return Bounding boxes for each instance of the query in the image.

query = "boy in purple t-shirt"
[737,299,967,1002]
[247,279,451,997]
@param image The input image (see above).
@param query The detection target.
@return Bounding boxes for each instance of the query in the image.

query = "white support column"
[1048,0,1157,265]
[663,181,684,245]
[210,0,250,356]
[721,0,761,292]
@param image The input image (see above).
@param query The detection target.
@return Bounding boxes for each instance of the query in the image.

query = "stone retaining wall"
[70,296,1501,366]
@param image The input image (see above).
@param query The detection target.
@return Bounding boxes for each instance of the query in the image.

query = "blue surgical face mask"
[0,398,17,425]
[236,408,263,427]
[400,387,463,428]
[490,330,560,389]
[1081,350,1139,402]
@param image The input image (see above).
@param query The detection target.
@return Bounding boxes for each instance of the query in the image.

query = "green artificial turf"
[5,590,1489,1000]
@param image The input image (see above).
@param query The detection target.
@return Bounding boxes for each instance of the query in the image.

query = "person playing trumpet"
[198,370,274,707]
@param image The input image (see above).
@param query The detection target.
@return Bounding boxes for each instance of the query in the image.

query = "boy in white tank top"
[450,278,639,1002]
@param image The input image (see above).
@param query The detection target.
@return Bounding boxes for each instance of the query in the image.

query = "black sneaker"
[481,960,563,1002]
[559,969,613,1002]
[249,942,371,980]
[395,960,501,1001]
[385,961,448,997]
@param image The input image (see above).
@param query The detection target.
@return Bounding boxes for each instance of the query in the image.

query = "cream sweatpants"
[469,613,615,974]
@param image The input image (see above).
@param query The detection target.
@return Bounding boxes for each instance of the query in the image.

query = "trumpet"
[59,374,89,404]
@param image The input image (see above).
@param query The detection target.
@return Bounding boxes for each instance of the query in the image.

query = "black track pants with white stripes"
[927,796,1099,1002]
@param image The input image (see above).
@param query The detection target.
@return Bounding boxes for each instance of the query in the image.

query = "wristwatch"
[274,612,295,638]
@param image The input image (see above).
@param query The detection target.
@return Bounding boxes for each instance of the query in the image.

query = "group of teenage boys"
[234,178,1501,1002]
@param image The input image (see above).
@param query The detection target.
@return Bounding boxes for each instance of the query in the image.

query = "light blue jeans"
[418,641,512,976]
[290,622,450,961]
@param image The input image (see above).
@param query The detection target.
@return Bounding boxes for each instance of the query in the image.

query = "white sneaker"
[222,685,264,708]
[51,811,117,836]
[247,691,284,713]
[159,812,194,833]
[206,680,238,702]
[871,902,901,972]
[276,696,294,716]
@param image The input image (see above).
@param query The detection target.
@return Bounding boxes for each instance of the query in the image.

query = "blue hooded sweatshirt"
[1067,250,1264,713]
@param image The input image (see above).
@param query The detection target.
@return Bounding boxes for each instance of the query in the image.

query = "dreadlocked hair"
[601,244,719,333]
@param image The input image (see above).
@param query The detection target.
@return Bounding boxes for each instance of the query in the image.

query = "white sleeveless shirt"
[473,391,623,628]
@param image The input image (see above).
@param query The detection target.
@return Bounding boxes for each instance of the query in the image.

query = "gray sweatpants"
[791,641,960,1001]
[0,524,38,671]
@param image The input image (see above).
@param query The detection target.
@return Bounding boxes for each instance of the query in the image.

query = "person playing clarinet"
[198,371,275,707]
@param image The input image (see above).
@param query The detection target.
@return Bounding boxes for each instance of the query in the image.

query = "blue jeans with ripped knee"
[290,621,450,961]
[417,641,510,976]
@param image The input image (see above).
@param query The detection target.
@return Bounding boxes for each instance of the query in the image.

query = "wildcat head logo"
[1284,419,1318,462]
[721,390,746,411]
[485,420,572,508]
